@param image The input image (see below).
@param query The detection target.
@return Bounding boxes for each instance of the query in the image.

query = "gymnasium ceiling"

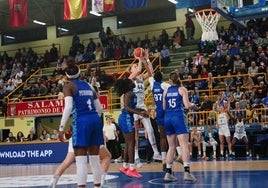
[0,0,179,34]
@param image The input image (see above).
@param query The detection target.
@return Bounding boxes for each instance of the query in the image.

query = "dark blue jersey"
[72,80,96,116]
[152,81,164,112]
[165,85,184,113]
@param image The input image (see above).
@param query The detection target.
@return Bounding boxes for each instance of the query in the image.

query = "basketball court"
[0,158,267,187]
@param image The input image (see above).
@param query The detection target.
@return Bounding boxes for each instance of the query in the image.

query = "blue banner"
[123,0,148,10]
[176,0,193,9]
[0,141,68,164]
[176,0,211,9]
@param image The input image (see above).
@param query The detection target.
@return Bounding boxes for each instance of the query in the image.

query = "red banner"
[9,0,28,27]
[99,95,108,110]
[64,0,87,20]
[7,96,108,117]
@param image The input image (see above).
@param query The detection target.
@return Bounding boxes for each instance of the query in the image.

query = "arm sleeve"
[59,96,73,131]
[94,98,103,117]
[148,77,154,89]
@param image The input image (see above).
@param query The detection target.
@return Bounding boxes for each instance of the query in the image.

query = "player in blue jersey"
[149,71,170,163]
[58,58,103,188]
[163,72,197,182]
[114,78,149,179]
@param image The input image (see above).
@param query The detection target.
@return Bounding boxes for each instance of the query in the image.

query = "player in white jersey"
[128,49,161,167]
[216,105,232,158]
[228,109,255,157]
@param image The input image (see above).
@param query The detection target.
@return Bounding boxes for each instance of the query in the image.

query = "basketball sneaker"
[153,153,162,161]
[184,172,196,182]
[120,166,128,175]
[164,173,177,182]
[125,168,142,178]
[135,158,143,168]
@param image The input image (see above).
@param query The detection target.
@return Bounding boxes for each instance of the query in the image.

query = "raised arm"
[142,49,153,79]
[128,57,142,80]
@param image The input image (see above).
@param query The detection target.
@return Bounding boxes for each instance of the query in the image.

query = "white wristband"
[146,59,150,63]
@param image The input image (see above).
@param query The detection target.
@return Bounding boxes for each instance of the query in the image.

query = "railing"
[186,108,268,130]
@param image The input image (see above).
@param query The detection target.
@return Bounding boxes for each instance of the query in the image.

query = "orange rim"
[195,8,217,13]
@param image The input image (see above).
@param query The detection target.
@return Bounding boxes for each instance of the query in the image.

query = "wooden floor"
[0,159,268,187]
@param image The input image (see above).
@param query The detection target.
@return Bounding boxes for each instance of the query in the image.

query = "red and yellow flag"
[9,0,28,27]
[92,0,115,12]
[64,0,88,20]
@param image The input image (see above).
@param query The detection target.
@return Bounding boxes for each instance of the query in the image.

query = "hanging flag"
[92,0,115,12]
[9,0,28,27]
[64,0,88,20]
[124,0,148,10]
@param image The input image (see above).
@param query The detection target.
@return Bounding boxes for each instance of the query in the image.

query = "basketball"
[134,47,145,57]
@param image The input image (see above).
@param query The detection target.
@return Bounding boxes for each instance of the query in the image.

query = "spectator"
[27,128,37,141]
[185,14,195,40]
[199,95,213,111]
[189,126,202,158]
[239,93,250,110]
[114,45,122,60]
[188,90,199,106]
[103,117,118,159]
[183,52,193,70]
[242,75,255,89]
[98,27,107,47]
[39,83,48,96]
[224,71,234,88]
[93,43,103,62]
[202,125,218,159]
[39,129,51,141]
[16,131,25,142]
[50,43,59,62]
[5,132,16,142]
[253,81,267,105]
[106,26,115,42]
[160,29,169,46]
[74,51,83,64]
[160,45,170,67]
[233,86,244,102]
[5,80,15,94]
[51,129,59,140]
[99,70,109,90]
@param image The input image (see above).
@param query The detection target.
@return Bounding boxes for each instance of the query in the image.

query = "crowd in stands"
[0,19,268,125]
[177,19,268,126]
[4,127,62,143]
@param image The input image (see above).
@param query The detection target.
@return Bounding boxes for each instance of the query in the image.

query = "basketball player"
[228,109,255,157]
[163,72,196,182]
[128,50,162,168]
[58,58,103,188]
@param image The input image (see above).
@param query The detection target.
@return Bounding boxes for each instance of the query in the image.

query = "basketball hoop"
[195,9,221,41]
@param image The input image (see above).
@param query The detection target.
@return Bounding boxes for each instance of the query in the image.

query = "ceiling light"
[58,27,69,32]
[168,0,178,4]
[33,20,46,25]
[118,21,123,24]
[4,35,15,40]
[188,8,195,13]
[90,11,101,17]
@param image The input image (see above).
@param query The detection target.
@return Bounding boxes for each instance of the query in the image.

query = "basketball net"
[195,9,221,41]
